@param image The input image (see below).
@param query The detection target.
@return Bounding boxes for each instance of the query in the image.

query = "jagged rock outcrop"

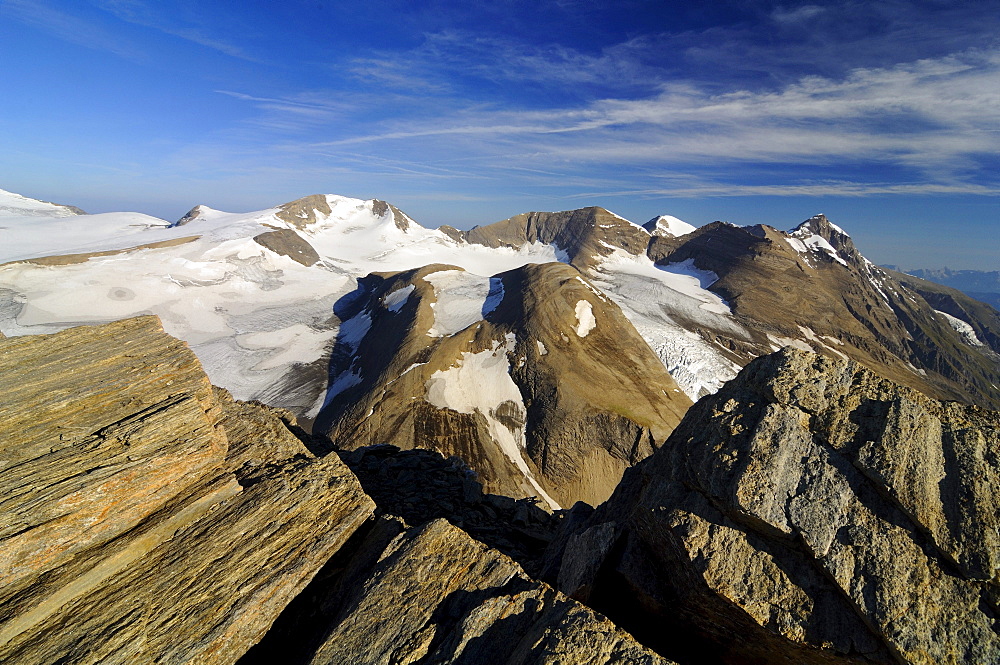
[0,314,702,665]
[0,316,375,664]
[301,519,673,665]
[315,261,691,508]
[544,348,1000,664]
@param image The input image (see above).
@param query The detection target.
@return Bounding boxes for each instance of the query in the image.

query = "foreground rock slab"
[546,348,1000,665]
[0,317,375,664]
[309,519,672,665]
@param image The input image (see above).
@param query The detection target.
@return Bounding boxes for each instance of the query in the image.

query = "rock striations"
[0,316,375,664]
[3,187,1000,665]
[1,316,664,664]
[544,347,1000,665]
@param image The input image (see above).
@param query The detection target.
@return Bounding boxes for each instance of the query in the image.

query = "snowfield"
[0,190,739,417]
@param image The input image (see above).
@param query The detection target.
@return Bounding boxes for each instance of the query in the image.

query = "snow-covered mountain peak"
[643,214,696,239]
[785,214,860,268]
[173,204,235,227]
[0,188,85,218]
[791,213,850,240]
[273,194,428,238]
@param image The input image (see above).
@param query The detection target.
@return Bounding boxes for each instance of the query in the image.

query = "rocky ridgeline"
[0,317,664,664]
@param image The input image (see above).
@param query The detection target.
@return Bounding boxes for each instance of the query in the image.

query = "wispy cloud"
[263,46,1000,191]
[95,0,260,62]
[770,5,827,25]
[347,29,667,97]
[1,0,143,58]
[565,181,1000,200]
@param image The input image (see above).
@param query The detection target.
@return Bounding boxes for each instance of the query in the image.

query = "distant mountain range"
[3,186,1000,509]
[889,267,1000,310]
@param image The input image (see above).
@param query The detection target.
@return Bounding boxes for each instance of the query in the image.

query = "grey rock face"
[547,348,1000,665]
[253,228,321,266]
[462,206,652,271]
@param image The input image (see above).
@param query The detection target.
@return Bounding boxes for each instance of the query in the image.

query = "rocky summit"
[543,348,1000,665]
[2,187,1000,665]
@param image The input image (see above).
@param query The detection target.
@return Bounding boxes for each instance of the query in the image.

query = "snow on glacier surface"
[0,193,574,416]
[0,188,80,217]
[425,269,492,337]
[590,248,742,400]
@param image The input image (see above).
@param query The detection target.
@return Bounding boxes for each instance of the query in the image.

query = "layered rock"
[315,262,691,508]
[545,348,1000,665]
[0,316,375,664]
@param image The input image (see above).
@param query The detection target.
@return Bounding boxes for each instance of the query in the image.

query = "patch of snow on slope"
[384,284,414,312]
[310,307,374,417]
[0,189,81,217]
[574,300,596,337]
[787,227,848,267]
[425,269,492,337]
[936,310,984,346]
[425,337,560,509]
[0,211,178,264]
[655,258,730,314]
[590,249,742,399]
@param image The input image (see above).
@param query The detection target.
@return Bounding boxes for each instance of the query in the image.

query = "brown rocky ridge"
[314,261,691,508]
[648,214,1000,408]
[461,208,1000,409]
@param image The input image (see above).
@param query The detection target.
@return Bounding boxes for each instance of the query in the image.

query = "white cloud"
[771,5,827,24]
[268,46,1000,188]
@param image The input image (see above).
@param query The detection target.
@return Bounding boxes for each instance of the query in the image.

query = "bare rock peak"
[276,194,334,229]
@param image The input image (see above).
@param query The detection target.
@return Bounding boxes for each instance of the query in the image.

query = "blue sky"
[2,0,999,269]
